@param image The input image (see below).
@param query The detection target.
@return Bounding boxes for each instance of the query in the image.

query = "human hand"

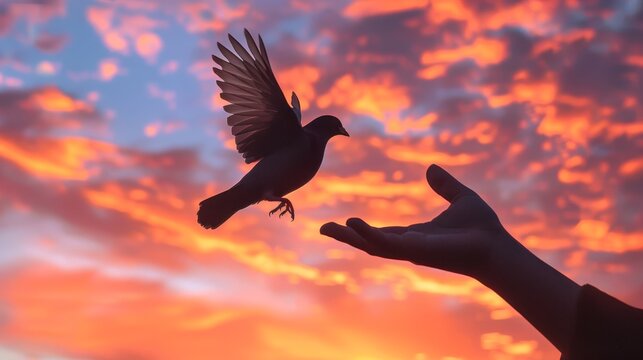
[320,164,515,279]
[322,164,584,353]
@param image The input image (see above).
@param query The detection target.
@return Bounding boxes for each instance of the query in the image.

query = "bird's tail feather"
[197,185,257,229]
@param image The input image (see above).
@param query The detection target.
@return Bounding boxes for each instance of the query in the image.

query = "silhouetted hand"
[321,164,511,278]
[322,164,583,354]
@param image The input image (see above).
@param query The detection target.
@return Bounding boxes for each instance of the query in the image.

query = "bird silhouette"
[197,29,349,229]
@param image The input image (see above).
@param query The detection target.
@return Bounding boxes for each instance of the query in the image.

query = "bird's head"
[307,115,349,140]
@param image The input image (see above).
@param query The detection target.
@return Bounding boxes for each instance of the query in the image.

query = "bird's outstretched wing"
[213,29,302,164]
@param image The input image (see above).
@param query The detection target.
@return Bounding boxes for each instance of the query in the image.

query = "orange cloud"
[581,232,643,253]
[3,264,503,360]
[0,136,116,180]
[27,86,93,113]
[256,320,402,359]
[426,0,559,38]
[82,183,355,288]
[293,168,448,228]
[311,171,428,200]
[557,168,594,185]
[484,75,558,108]
[447,121,498,146]
[343,0,428,18]
[136,32,163,62]
[385,112,438,135]
[417,64,448,80]
[0,265,261,360]
[276,65,321,111]
[385,145,485,167]
[87,7,127,53]
[532,28,596,55]
[421,37,507,68]
[619,158,643,176]
[522,234,574,251]
[574,219,643,253]
[105,30,129,52]
[361,265,510,314]
[481,332,538,356]
[317,74,410,119]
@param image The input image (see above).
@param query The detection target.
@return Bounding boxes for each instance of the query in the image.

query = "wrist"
[473,229,581,352]
[474,230,526,288]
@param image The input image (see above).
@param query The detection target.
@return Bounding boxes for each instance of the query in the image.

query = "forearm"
[476,232,581,354]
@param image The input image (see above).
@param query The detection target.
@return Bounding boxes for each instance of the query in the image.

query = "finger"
[346,220,462,262]
[320,222,372,252]
[426,164,474,203]
[346,218,389,244]
[346,218,413,259]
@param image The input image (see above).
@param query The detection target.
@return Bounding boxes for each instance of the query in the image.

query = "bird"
[197,29,349,229]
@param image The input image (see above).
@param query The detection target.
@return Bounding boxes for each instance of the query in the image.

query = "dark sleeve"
[562,284,643,360]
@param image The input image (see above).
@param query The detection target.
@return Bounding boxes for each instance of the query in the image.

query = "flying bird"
[197,29,349,229]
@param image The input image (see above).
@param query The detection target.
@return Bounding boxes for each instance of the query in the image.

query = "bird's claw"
[278,207,294,221]
[269,199,295,221]
[269,202,286,217]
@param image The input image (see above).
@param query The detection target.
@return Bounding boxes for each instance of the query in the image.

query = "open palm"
[321,164,512,278]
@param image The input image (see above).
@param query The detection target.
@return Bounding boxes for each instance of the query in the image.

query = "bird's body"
[197,30,348,229]
[242,127,326,197]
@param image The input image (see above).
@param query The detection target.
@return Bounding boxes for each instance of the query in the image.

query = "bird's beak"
[339,126,350,137]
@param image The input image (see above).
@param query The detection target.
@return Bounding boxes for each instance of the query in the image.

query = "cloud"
[420,36,507,68]
[0,0,65,35]
[98,58,120,81]
[178,1,248,33]
[36,61,58,75]
[317,73,411,119]
[2,263,531,360]
[143,121,185,138]
[481,332,538,357]
[0,87,99,135]
[135,32,163,62]
[160,60,178,74]
[342,0,428,18]
[86,5,163,61]
[0,136,116,181]
[0,73,22,88]
[34,32,68,52]
[276,65,321,111]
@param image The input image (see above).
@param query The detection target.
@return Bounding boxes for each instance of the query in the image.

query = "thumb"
[426,164,473,203]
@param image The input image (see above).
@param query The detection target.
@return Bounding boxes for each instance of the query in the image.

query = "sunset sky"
[0,0,642,359]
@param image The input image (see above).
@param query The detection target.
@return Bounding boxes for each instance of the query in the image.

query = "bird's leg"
[265,194,295,221]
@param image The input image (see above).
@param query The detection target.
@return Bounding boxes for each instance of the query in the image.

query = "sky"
[0,0,641,359]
